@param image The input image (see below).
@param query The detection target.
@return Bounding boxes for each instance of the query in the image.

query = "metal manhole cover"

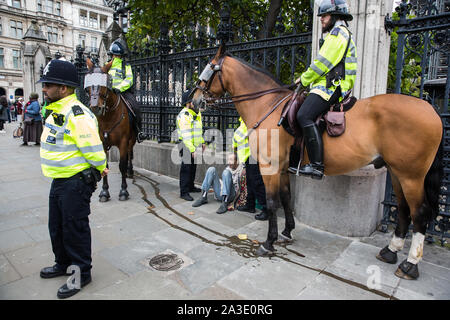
[149,253,184,271]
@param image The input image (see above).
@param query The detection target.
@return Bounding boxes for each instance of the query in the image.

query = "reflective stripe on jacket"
[40,94,107,178]
[232,118,250,164]
[176,107,204,153]
[301,25,357,101]
[108,57,133,92]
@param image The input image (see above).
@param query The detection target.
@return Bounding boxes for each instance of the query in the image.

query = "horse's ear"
[86,58,94,71]
[102,60,113,73]
[215,44,226,60]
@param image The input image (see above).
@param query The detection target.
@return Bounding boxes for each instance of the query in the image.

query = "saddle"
[280,90,357,144]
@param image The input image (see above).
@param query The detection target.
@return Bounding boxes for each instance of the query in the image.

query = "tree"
[126,0,312,52]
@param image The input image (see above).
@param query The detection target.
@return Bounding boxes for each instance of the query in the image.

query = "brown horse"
[85,58,137,201]
[192,45,443,280]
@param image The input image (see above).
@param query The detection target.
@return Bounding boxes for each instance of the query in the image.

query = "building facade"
[0,0,113,102]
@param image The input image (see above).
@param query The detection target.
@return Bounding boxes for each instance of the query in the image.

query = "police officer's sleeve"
[179,114,196,153]
[67,112,107,173]
[300,29,348,87]
[117,64,134,92]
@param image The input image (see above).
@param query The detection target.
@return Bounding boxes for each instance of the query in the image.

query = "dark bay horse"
[85,58,137,201]
[192,45,443,280]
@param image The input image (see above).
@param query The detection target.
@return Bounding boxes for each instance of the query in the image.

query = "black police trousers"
[179,145,197,196]
[245,158,267,210]
[296,87,342,128]
[48,174,95,280]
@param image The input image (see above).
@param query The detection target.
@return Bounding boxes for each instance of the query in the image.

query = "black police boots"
[40,264,70,278]
[288,123,324,180]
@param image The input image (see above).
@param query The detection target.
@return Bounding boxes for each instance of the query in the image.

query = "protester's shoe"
[190,187,202,193]
[57,276,92,299]
[216,202,228,214]
[192,194,208,207]
[34,143,40,146]
[237,204,256,213]
[40,264,70,279]
[180,193,194,201]
[20,142,28,146]
[255,209,269,221]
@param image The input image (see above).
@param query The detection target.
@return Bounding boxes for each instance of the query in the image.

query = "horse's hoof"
[99,196,109,203]
[278,231,294,243]
[394,260,419,280]
[119,195,129,201]
[376,246,398,264]
[256,244,275,257]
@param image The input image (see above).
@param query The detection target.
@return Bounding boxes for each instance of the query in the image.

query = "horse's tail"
[424,127,444,222]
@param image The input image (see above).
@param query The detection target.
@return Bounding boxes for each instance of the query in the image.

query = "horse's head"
[192,45,228,111]
[85,58,114,116]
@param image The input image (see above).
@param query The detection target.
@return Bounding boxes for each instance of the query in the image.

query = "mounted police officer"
[177,89,205,201]
[37,59,108,299]
[233,117,268,220]
[288,0,357,179]
[108,38,147,143]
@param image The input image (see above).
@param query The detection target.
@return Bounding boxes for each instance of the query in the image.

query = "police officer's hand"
[295,78,302,87]
[202,143,206,152]
[101,168,110,177]
[113,88,121,95]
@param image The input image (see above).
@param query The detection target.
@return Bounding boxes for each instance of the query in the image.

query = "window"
[91,37,97,52]
[0,18,2,36]
[12,49,22,69]
[47,26,58,43]
[12,0,21,8]
[0,48,4,68]
[80,10,87,26]
[10,20,23,39]
[100,16,107,30]
[37,0,42,11]
[78,34,86,48]
[55,1,61,15]
[89,13,98,29]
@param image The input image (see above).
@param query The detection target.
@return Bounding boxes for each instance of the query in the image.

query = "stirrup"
[287,158,303,176]
[137,132,146,143]
[298,163,324,180]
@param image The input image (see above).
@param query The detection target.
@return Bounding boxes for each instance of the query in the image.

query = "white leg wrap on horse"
[407,232,425,264]
[388,235,405,252]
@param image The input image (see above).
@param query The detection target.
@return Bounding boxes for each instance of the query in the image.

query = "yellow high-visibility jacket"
[109,57,133,92]
[301,25,357,101]
[40,94,107,178]
[233,117,250,164]
[176,107,204,153]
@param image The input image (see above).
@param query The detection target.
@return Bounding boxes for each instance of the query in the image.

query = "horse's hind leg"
[377,170,410,264]
[279,172,295,242]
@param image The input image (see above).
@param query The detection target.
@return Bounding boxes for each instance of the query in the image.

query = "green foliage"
[387,12,422,97]
[126,0,312,52]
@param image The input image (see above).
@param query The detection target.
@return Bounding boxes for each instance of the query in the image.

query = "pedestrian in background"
[0,95,8,133]
[16,97,23,123]
[22,93,43,146]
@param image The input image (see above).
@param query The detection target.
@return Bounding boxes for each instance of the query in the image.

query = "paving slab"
[0,254,21,286]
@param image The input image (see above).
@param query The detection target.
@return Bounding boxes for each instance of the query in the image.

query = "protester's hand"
[101,168,109,177]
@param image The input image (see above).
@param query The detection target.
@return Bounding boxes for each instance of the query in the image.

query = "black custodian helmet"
[181,89,193,106]
[109,39,127,56]
[37,59,79,87]
[317,0,353,21]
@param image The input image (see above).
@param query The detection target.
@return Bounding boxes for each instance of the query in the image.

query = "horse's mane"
[224,53,285,86]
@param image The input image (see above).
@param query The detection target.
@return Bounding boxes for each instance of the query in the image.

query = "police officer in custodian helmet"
[37,59,109,299]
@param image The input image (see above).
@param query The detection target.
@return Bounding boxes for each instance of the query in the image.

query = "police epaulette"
[184,111,190,116]
[331,27,340,36]
[72,105,84,116]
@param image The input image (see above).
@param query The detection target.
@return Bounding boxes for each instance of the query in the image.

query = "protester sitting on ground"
[21,93,43,146]
[192,153,244,214]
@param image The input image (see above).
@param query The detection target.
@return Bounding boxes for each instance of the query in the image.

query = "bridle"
[194,54,297,131]
[84,70,121,116]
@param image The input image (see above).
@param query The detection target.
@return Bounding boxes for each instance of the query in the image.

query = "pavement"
[0,121,449,301]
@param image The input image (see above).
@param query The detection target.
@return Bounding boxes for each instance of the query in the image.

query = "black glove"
[113,88,121,94]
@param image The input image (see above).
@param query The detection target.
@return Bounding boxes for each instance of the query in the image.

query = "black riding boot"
[288,123,324,179]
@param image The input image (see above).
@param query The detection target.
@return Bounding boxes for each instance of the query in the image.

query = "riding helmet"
[317,0,353,21]
[109,39,127,56]
[37,59,79,87]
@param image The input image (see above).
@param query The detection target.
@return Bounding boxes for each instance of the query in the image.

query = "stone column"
[293,0,393,237]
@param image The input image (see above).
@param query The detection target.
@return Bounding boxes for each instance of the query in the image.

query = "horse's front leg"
[256,175,280,256]
[279,172,295,242]
[118,142,129,201]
